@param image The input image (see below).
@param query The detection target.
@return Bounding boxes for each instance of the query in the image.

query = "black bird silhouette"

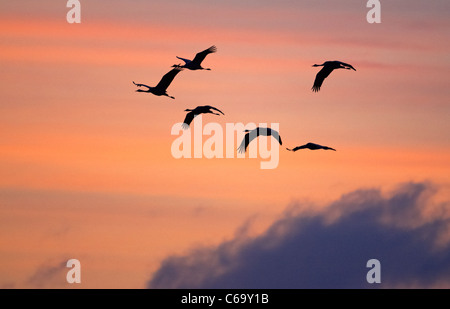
[286,142,336,152]
[173,46,217,71]
[133,67,183,99]
[237,127,282,154]
[311,61,356,92]
[182,105,225,129]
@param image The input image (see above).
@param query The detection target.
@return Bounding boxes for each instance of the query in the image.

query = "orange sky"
[1,1,449,288]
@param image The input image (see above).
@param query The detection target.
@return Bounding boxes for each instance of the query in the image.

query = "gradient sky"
[1,0,449,288]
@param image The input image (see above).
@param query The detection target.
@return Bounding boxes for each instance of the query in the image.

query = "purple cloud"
[148,182,450,288]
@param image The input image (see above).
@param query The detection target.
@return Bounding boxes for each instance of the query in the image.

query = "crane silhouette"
[182,105,225,129]
[237,127,282,154]
[311,61,356,92]
[286,142,336,152]
[133,67,183,99]
[173,46,217,71]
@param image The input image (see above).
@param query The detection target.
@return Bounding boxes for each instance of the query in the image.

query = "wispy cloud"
[147,182,450,288]
[26,259,68,288]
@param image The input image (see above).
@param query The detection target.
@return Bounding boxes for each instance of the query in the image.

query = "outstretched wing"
[208,105,224,115]
[288,143,336,151]
[306,142,336,151]
[312,66,334,92]
[338,61,356,71]
[155,67,183,91]
[237,132,258,154]
[176,56,191,64]
[270,130,282,146]
[306,142,320,148]
[191,46,217,65]
[182,111,196,129]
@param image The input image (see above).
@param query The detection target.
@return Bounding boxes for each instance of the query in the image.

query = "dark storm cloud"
[147,182,450,288]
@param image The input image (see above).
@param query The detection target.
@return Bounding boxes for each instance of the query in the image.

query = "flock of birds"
[133,46,356,154]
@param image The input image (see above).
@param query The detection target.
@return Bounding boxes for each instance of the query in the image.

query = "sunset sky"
[1,0,450,288]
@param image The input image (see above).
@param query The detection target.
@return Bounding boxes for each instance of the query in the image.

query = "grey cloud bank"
[148,182,450,289]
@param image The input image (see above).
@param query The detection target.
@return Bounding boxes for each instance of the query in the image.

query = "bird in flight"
[133,67,183,99]
[286,142,336,152]
[173,46,217,71]
[237,127,282,154]
[182,105,225,129]
[311,61,356,92]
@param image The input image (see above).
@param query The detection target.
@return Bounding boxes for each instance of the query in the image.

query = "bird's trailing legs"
[133,81,151,89]
[172,63,183,69]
